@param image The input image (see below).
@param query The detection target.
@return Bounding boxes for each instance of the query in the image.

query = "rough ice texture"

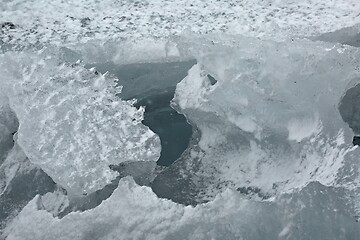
[169,33,360,200]
[0,49,161,196]
[1,0,360,48]
[2,0,360,239]
[4,177,359,240]
[5,34,360,239]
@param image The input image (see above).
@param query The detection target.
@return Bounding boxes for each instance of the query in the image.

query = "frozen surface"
[5,34,360,239]
[0,49,161,196]
[164,34,360,201]
[4,177,360,240]
[1,0,360,48]
[2,0,360,239]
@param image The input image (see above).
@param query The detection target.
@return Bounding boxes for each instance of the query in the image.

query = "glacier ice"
[3,32,360,240]
[0,48,161,196]
[1,0,360,238]
[152,33,360,203]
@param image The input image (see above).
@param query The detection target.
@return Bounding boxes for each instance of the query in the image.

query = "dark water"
[134,88,192,166]
[87,60,196,166]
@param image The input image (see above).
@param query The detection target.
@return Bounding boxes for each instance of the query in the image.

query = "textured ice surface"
[152,33,360,203]
[2,0,360,239]
[0,49,161,196]
[5,34,360,240]
[1,0,360,48]
[4,177,360,240]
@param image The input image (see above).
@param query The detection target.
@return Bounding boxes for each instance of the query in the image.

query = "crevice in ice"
[86,60,196,167]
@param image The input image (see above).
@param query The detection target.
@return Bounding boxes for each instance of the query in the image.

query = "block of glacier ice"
[0,49,161,196]
[160,33,360,201]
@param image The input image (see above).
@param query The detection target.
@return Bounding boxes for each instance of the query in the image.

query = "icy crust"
[1,0,360,50]
[0,49,161,196]
[4,177,359,240]
[172,34,360,198]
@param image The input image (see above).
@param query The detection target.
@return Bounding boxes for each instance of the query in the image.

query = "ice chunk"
[165,33,360,201]
[40,189,69,217]
[0,49,161,196]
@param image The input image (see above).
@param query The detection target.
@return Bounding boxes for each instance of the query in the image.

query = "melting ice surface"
[2,32,360,239]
